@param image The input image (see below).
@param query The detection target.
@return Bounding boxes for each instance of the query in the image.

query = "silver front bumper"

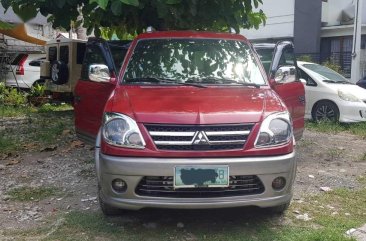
[96,149,297,210]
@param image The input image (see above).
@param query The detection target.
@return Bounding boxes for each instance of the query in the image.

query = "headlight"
[338,90,360,102]
[103,113,145,149]
[255,112,293,148]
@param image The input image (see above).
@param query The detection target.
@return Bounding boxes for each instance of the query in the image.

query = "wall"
[322,0,366,26]
[240,0,295,41]
[293,0,322,54]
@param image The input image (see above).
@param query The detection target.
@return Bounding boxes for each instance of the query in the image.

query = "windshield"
[255,48,273,74]
[123,39,266,86]
[303,64,349,83]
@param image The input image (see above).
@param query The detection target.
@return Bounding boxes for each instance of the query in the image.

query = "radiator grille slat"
[135,176,265,198]
[145,124,254,151]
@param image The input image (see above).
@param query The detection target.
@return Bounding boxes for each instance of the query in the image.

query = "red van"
[74,31,305,215]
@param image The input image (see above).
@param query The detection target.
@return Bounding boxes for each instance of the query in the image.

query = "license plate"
[174,165,229,189]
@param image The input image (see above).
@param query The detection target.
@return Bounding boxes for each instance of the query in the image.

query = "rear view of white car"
[298,61,366,122]
[5,53,45,89]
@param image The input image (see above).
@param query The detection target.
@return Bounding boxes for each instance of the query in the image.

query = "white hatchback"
[298,61,366,122]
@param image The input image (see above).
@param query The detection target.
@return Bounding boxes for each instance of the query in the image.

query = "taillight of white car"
[15,54,28,76]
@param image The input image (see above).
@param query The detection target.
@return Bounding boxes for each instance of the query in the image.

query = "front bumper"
[339,100,366,122]
[96,149,297,210]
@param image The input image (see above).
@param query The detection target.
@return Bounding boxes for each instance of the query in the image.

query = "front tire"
[268,202,290,214]
[98,187,123,216]
[312,101,339,122]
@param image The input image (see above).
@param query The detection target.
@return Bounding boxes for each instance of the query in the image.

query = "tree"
[1,0,266,39]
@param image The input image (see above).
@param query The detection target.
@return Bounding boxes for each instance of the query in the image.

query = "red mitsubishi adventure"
[74,31,305,215]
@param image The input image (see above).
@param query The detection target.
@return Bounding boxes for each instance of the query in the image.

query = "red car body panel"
[110,86,285,125]
[74,80,116,137]
[270,81,305,139]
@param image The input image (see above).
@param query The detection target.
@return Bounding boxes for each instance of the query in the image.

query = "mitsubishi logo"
[193,131,210,145]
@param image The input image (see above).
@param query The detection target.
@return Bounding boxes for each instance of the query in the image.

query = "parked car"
[74,31,305,215]
[40,38,86,101]
[5,53,45,89]
[297,61,366,122]
[357,77,366,89]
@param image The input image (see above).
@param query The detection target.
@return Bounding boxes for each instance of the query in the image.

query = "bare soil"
[0,113,365,233]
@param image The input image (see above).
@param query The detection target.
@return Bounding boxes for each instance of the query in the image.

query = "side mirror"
[88,64,111,82]
[274,66,296,84]
[300,78,307,85]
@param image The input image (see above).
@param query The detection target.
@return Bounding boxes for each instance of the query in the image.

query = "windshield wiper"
[322,79,353,84]
[125,77,207,88]
[188,77,260,88]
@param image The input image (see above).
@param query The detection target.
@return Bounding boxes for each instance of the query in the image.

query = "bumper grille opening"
[145,124,254,151]
[135,175,265,198]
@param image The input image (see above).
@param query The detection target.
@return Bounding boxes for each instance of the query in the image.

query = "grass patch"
[306,121,366,138]
[38,103,73,113]
[0,103,73,117]
[326,148,344,161]
[0,135,17,153]
[30,120,67,143]
[6,186,60,201]
[359,153,366,162]
[0,105,36,117]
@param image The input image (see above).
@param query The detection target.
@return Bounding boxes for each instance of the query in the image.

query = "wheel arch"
[311,99,340,120]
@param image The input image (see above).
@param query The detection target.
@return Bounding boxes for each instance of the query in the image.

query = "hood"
[111,86,285,125]
[326,83,366,100]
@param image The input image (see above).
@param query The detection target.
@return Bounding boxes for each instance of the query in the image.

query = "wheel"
[98,187,123,216]
[268,202,290,214]
[32,79,45,87]
[312,101,339,122]
[50,60,69,85]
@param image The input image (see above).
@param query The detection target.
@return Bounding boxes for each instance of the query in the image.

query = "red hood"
[110,86,285,124]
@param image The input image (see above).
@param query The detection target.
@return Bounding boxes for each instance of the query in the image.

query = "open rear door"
[269,41,305,141]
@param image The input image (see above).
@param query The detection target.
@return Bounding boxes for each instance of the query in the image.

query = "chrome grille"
[135,175,265,198]
[145,124,253,151]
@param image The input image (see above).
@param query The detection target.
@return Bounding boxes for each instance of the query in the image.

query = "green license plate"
[174,165,229,189]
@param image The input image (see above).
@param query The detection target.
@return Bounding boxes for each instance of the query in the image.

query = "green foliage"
[0,20,14,29]
[0,83,27,107]
[322,59,342,74]
[1,0,266,39]
[29,84,46,97]
[297,55,313,62]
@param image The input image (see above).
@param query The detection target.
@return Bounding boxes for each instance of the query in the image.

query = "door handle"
[74,95,81,103]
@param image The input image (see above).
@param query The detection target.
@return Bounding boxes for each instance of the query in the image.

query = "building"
[0,4,55,52]
[241,0,366,78]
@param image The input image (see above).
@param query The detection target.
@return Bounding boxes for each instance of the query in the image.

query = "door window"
[81,46,108,81]
[60,46,69,64]
[276,47,297,83]
[49,47,57,63]
[300,69,317,86]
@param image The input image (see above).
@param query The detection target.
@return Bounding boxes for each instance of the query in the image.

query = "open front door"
[74,39,129,145]
[269,41,305,140]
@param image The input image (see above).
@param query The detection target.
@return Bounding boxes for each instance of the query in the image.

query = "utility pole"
[351,0,363,83]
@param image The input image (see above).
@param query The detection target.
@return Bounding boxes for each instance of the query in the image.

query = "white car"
[6,53,45,89]
[298,61,366,122]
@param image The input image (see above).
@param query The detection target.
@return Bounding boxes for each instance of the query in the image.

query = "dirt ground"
[0,113,365,235]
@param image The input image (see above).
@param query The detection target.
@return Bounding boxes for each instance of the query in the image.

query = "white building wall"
[322,0,366,26]
[240,0,295,41]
